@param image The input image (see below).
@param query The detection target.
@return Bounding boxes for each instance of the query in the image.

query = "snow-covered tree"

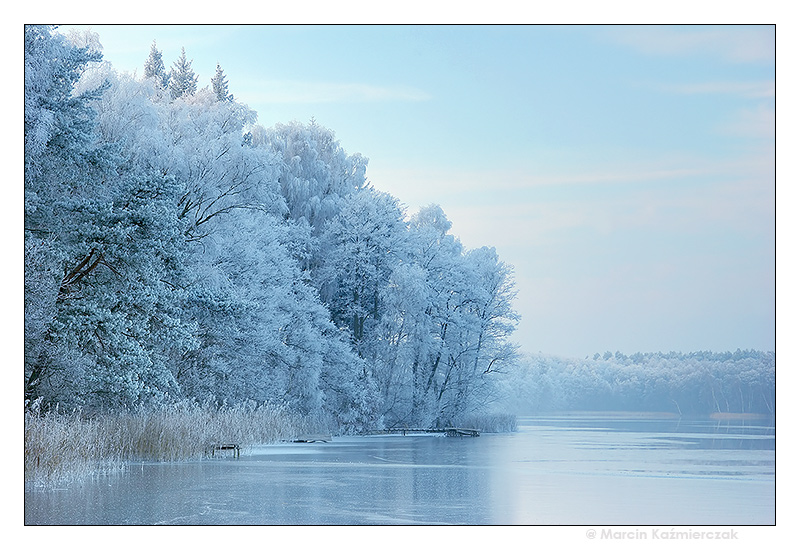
[25,28,520,431]
[163,89,283,242]
[25,24,106,404]
[62,28,103,53]
[211,63,233,102]
[262,120,368,232]
[25,27,189,408]
[48,170,189,408]
[168,47,198,100]
[143,40,169,90]
[316,188,408,346]
[441,246,519,421]
[354,204,520,428]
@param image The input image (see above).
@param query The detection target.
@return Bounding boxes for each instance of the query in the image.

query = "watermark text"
[585,528,739,540]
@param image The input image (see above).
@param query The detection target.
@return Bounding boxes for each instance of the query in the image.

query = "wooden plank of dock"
[372,427,480,437]
[443,428,480,437]
[292,434,332,443]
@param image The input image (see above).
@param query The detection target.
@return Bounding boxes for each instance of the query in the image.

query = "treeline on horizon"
[24,26,519,432]
[501,349,775,416]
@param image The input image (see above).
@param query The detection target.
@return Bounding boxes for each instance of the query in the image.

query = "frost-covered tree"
[24,25,104,190]
[370,261,432,426]
[316,188,408,347]
[401,206,469,425]
[355,204,519,428]
[62,28,103,53]
[211,63,233,102]
[25,27,188,408]
[25,24,105,404]
[262,120,368,233]
[163,89,283,242]
[77,66,168,172]
[442,246,519,420]
[166,167,375,424]
[168,47,198,100]
[24,28,519,431]
[143,40,169,90]
[48,170,190,408]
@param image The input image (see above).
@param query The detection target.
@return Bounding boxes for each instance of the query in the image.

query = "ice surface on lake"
[25,415,775,525]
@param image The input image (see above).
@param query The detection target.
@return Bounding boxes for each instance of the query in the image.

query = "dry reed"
[461,412,518,433]
[24,400,317,487]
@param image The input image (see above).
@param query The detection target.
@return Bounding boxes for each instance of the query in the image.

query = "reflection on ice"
[25,415,775,525]
[247,444,326,456]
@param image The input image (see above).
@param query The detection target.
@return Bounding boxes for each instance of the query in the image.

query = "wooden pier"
[371,427,480,437]
[286,428,480,443]
[292,434,332,443]
[442,428,480,437]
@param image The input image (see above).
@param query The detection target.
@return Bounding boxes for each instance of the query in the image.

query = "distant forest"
[501,350,775,416]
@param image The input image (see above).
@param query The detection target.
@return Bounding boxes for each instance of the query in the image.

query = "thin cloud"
[373,158,751,198]
[659,80,775,99]
[369,150,775,234]
[443,169,774,253]
[239,80,432,104]
[603,26,775,64]
[719,104,776,139]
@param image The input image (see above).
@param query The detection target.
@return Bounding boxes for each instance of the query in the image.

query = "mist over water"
[25,414,774,525]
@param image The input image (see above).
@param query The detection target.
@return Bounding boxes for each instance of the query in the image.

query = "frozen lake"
[25,414,775,525]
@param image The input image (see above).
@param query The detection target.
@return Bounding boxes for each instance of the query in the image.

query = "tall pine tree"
[168,47,198,100]
[211,63,233,102]
[143,40,169,90]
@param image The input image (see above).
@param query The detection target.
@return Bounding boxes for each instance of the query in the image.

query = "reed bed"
[461,412,518,433]
[24,400,318,487]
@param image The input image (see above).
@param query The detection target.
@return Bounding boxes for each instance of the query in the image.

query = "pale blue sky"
[58,24,776,358]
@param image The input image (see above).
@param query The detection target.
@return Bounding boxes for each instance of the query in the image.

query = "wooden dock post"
[212,444,240,458]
